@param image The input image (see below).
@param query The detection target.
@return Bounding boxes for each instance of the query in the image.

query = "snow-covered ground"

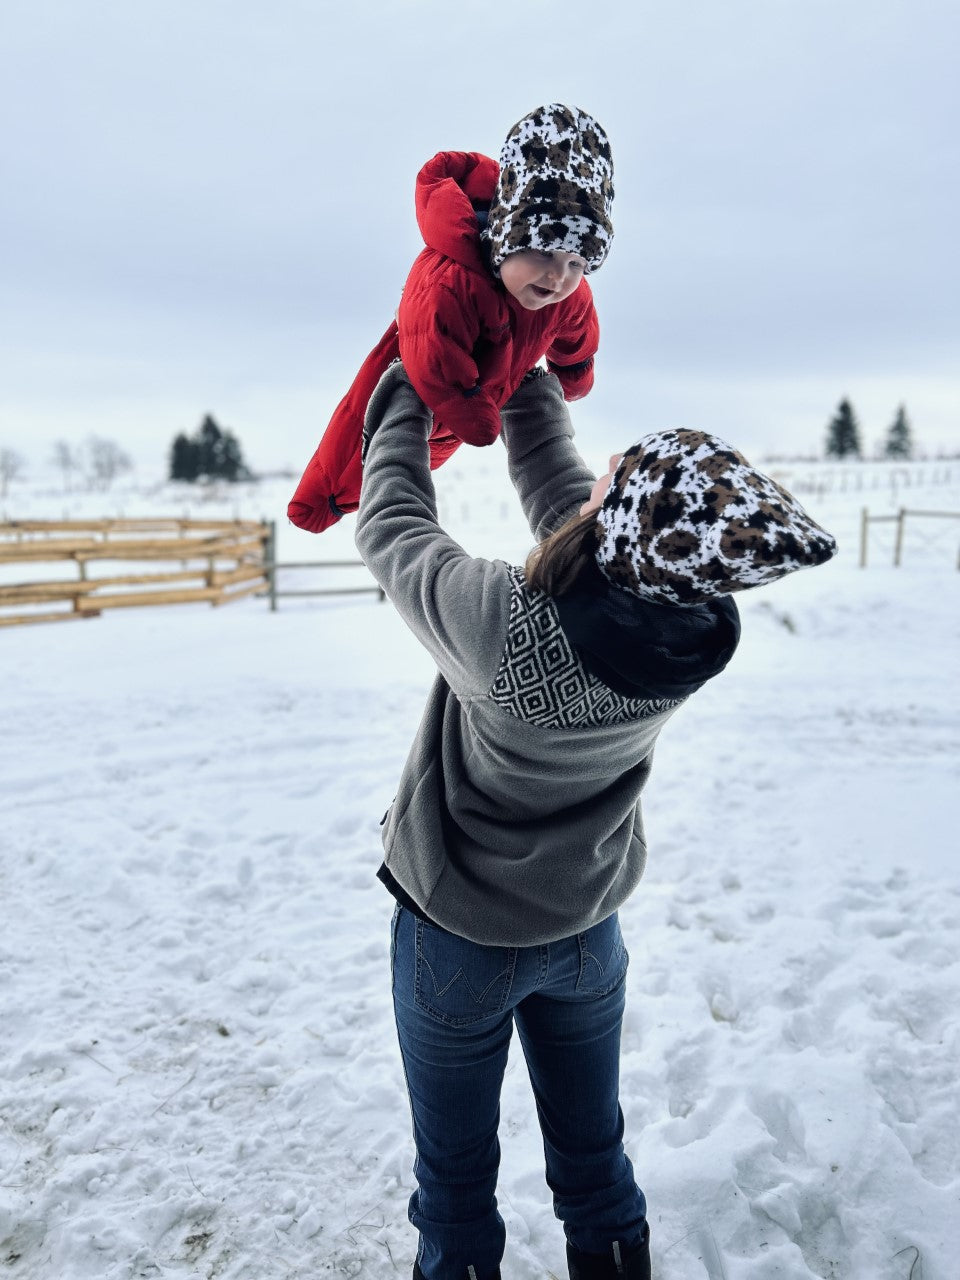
[2,453,959,1280]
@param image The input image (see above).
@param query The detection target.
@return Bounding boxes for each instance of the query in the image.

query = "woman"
[354,363,835,1280]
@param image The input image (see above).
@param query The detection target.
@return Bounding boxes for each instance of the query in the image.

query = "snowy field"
[2,451,959,1280]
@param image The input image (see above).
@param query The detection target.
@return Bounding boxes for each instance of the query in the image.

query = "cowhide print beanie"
[483,103,614,275]
[594,429,838,605]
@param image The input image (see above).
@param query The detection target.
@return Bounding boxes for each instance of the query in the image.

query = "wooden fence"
[261,521,385,608]
[859,508,960,568]
[0,518,271,627]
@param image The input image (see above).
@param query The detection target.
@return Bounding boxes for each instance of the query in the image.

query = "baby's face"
[499,249,587,311]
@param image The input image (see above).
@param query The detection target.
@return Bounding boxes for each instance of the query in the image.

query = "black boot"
[566,1222,651,1280]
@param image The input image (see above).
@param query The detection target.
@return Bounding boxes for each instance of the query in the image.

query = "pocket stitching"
[414,921,517,1027]
[576,920,628,995]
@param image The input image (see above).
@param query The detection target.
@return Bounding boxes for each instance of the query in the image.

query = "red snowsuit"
[287,151,600,533]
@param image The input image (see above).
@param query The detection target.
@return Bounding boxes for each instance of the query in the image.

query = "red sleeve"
[545,280,600,402]
[397,256,502,447]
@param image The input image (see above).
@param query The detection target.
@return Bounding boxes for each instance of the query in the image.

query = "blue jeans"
[390,904,647,1280]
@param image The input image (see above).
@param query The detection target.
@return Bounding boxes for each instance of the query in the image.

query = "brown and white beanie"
[483,103,614,274]
[594,430,838,605]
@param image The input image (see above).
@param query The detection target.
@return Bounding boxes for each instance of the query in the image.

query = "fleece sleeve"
[354,364,512,697]
[498,372,597,542]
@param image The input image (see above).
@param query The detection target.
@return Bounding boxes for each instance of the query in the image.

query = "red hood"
[415,151,498,273]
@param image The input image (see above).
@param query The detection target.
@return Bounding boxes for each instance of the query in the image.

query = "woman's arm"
[355,363,511,697]
[498,371,596,542]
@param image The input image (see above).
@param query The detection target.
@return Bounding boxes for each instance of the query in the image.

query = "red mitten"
[427,391,502,449]
[549,356,595,403]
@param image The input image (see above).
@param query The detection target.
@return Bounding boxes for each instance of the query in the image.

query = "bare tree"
[51,439,81,492]
[0,446,26,499]
[83,436,133,491]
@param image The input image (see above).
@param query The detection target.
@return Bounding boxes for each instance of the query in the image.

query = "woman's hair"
[524,509,599,597]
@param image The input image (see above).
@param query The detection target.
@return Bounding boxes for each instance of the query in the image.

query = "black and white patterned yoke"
[489,568,683,731]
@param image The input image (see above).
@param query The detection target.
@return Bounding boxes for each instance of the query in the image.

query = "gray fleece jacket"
[355,365,732,946]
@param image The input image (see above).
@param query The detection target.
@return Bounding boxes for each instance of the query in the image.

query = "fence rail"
[768,461,955,500]
[0,518,387,626]
[0,517,271,626]
[264,521,385,608]
[265,561,386,609]
[859,508,960,569]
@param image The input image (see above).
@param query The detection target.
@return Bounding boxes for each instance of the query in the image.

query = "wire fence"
[768,460,955,501]
[859,508,960,569]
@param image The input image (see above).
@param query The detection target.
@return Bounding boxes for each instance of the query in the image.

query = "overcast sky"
[1,0,957,477]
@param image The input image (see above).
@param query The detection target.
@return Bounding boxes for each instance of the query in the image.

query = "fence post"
[266,520,278,612]
[893,508,906,567]
[73,555,87,613]
[859,507,869,569]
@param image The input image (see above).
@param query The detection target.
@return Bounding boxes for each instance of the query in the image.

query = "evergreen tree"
[217,430,249,481]
[825,399,862,459]
[168,415,252,482]
[198,415,223,477]
[883,404,913,459]
[170,432,201,481]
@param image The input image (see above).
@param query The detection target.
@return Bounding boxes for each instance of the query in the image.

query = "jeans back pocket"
[415,920,517,1027]
[576,914,628,996]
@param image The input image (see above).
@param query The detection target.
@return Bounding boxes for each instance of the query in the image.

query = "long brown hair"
[523,510,599,597]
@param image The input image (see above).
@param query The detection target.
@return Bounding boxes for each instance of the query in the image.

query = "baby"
[288,103,615,533]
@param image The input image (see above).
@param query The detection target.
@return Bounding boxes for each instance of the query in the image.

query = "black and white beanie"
[483,103,614,274]
[594,430,838,606]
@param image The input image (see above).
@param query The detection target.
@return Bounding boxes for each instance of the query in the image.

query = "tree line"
[0,403,938,502]
[825,401,914,460]
[0,415,253,499]
[168,415,252,482]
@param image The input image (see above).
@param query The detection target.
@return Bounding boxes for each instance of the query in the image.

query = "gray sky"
[2,0,957,476]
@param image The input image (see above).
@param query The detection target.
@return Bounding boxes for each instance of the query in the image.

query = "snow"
[1,456,959,1280]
